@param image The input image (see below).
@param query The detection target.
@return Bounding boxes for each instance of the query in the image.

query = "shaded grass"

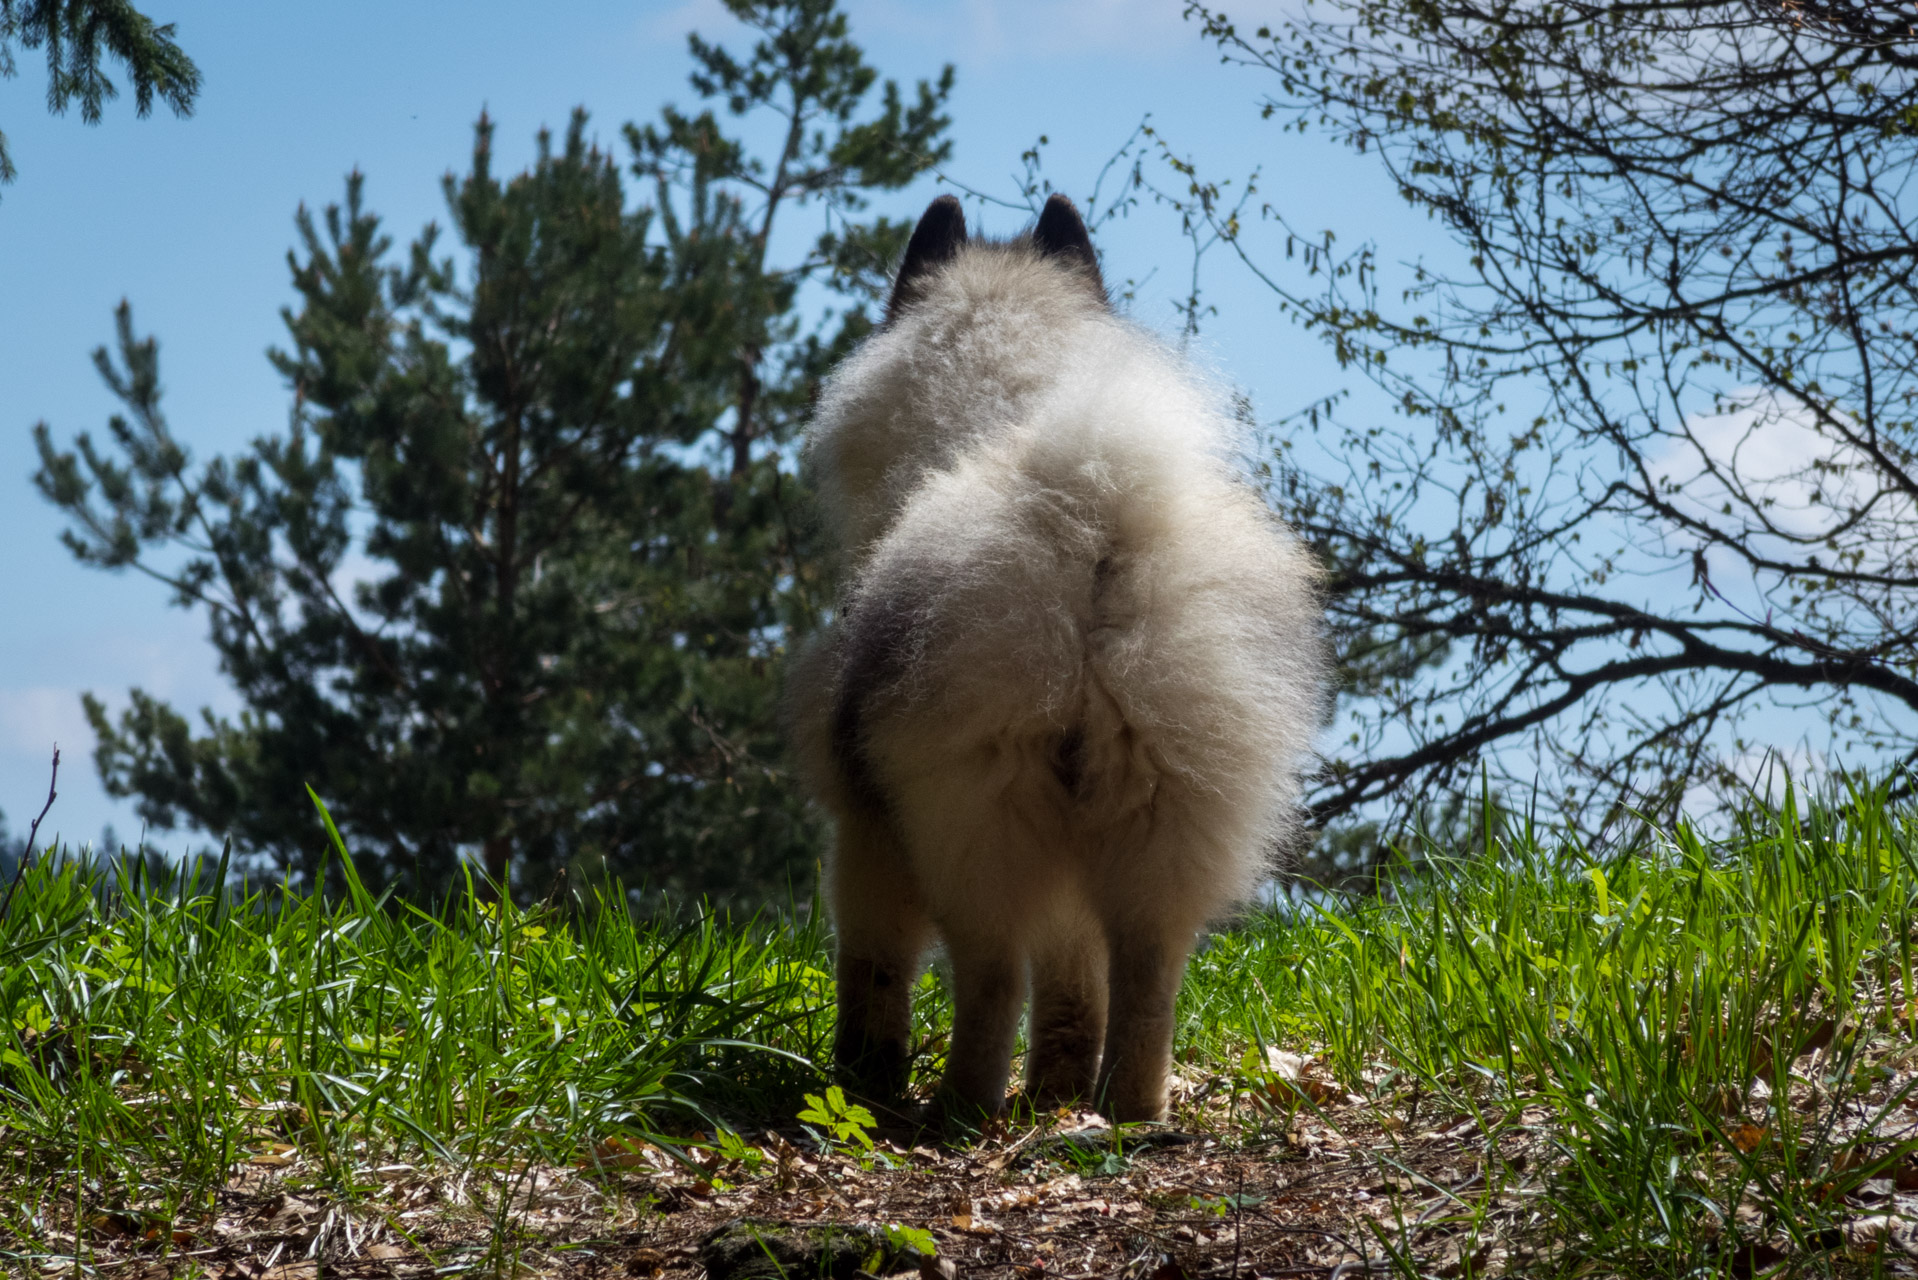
[4,781,1918,1276]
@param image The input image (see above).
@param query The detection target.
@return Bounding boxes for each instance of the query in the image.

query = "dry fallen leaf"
[1827,1145,1870,1174]
[1844,1212,1918,1254]
[1248,1048,1346,1108]
[86,1211,141,1238]
[1262,1049,1311,1079]
[583,1136,662,1170]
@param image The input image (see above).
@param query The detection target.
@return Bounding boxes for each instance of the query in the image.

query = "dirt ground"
[22,1057,1918,1280]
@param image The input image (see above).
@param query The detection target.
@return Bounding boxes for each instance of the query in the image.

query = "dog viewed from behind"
[789,192,1325,1122]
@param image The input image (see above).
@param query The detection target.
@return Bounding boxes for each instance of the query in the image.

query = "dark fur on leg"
[1026,912,1107,1106]
[939,940,1025,1117]
[1096,931,1187,1122]
[834,953,913,1101]
[1025,989,1105,1106]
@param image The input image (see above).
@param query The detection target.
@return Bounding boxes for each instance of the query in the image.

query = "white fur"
[791,241,1324,1121]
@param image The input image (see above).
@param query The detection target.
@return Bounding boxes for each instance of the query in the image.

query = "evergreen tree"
[0,0,199,189]
[33,0,952,903]
[0,813,23,883]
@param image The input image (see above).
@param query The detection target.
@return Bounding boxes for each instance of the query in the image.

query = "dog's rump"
[826,428,1318,881]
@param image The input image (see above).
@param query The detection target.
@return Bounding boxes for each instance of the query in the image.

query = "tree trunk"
[481,833,511,901]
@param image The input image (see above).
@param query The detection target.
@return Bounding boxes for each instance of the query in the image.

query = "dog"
[788,193,1324,1122]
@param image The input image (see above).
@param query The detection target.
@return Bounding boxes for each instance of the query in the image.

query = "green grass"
[0,804,847,1268]
[1182,782,1918,1275]
[5,782,1918,1277]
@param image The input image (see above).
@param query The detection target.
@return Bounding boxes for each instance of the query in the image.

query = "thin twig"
[0,746,59,922]
[1231,1167,1245,1280]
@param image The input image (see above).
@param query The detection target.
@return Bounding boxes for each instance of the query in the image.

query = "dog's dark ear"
[1031,194,1106,305]
[887,194,968,318]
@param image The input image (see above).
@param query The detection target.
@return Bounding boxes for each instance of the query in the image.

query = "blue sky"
[0,0,1429,850]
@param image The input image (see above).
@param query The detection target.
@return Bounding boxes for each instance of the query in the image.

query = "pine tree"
[0,0,199,188]
[32,0,952,903]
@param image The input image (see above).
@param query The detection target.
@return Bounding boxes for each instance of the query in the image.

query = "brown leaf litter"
[10,1042,1918,1278]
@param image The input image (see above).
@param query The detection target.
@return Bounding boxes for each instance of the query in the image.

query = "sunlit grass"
[0,801,839,1262]
[5,782,1917,1276]
[1183,781,1918,1275]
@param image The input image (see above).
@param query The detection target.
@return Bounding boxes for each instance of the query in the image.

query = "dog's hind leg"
[892,750,1065,1119]
[938,922,1027,1118]
[1025,903,1106,1107]
[1092,811,1214,1122]
[1093,916,1196,1123]
[829,806,931,1104]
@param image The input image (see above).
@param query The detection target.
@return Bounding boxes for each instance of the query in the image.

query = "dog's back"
[791,195,1323,1121]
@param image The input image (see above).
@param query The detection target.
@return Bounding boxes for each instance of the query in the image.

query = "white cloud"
[1680,741,1831,822]
[848,0,1304,61]
[960,0,1190,56]
[0,687,94,759]
[1652,390,1918,574]
[635,0,736,44]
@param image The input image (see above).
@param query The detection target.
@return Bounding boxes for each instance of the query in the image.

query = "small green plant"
[1055,1131,1130,1178]
[1190,1192,1265,1216]
[711,1128,765,1177]
[878,1222,937,1259]
[797,1084,877,1152]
